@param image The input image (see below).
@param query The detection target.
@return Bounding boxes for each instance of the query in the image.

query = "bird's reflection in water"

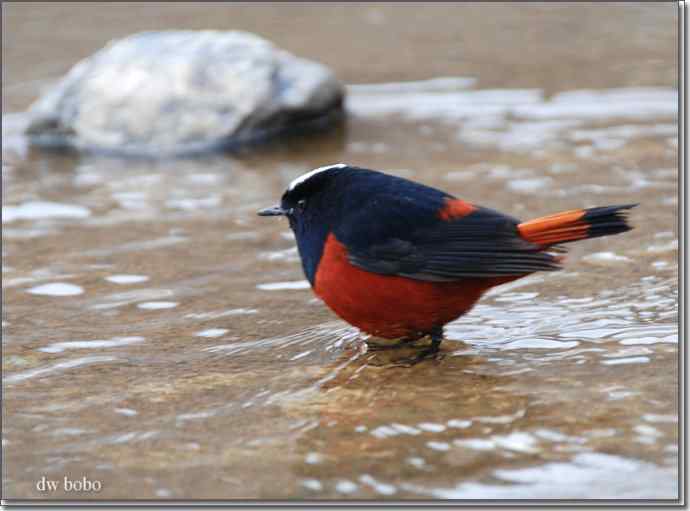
[288,341,528,498]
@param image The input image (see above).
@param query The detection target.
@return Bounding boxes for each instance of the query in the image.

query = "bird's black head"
[258,163,452,283]
[258,163,351,283]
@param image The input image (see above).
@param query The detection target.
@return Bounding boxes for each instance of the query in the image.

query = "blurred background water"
[2,2,679,500]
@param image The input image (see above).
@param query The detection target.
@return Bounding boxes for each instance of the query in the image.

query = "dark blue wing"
[337,194,561,281]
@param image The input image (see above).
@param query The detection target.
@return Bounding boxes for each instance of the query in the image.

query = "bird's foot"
[388,348,445,367]
[365,336,421,352]
[384,327,445,367]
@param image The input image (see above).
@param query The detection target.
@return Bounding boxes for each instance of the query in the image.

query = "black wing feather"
[342,203,560,281]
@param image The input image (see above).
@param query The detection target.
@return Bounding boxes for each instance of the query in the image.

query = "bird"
[258,163,636,363]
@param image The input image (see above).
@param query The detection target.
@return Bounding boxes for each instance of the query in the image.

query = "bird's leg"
[365,335,422,351]
[390,327,445,367]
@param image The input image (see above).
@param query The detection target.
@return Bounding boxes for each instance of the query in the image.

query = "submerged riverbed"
[2,3,679,500]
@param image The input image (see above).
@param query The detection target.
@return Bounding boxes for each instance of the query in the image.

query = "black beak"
[257,205,286,217]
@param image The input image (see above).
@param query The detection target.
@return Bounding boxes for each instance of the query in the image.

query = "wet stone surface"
[2,3,679,500]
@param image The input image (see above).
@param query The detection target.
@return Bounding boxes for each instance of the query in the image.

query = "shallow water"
[2,3,679,500]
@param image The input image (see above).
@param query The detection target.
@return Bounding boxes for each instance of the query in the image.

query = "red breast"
[313,233,515,339]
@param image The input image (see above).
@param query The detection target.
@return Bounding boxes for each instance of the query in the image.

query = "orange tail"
[518,204,637,247]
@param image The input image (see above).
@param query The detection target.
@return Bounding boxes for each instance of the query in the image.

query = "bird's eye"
[297,199,307,211]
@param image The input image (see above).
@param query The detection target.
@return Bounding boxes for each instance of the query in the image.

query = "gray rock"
[25,31,344,156]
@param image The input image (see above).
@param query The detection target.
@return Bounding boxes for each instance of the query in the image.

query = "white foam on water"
[370,425,400,439]
[582,252,633,265]
[256,280,310,291]
[359,474,397,496]
[406,457,426,468]
[5,273,74,289]
[27,283,84,296]
[390,423,421,436]
[2,227,55,239]
[90,288,174,310]
[349,85,676,126]
[647,240,678,253]
[507,177,553,193]
[105,274,149,284]
[51,428,90,436]
[417,422,446,433]
[2,201,91,223]
[166,195,221,211]
[302,479,322,491]
[533,429,586,444]
[643,414,677,424]
[348,88,543,122]
[619,336,676,345]
[453,438,495,451]
[258,247,300,262]
[493,432,540,453]
[447,419,472,429]
[194,329,229,338]
[494,292,539,303]
[186,308,258,320]
[114,408,138,417]
[514,88,678,120]
[426,441,451,452]
[476,409,526,425]
[460,120,580,153]
[176,410,217,423]
[349,82,676,161]
[289,350,313,361]
[2,112,30,158]
[609,390,640,401]
[111,191,149,210]
[137,301,178,310]
[601,356,650,365]
[4,356,119,384]
[39,336,145,353]
[455,431,539,454]
[305,452,324,465]
[570,124,677,142]
[414,452,677,499]
[633,425,663,437]
[334,480,358,494]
